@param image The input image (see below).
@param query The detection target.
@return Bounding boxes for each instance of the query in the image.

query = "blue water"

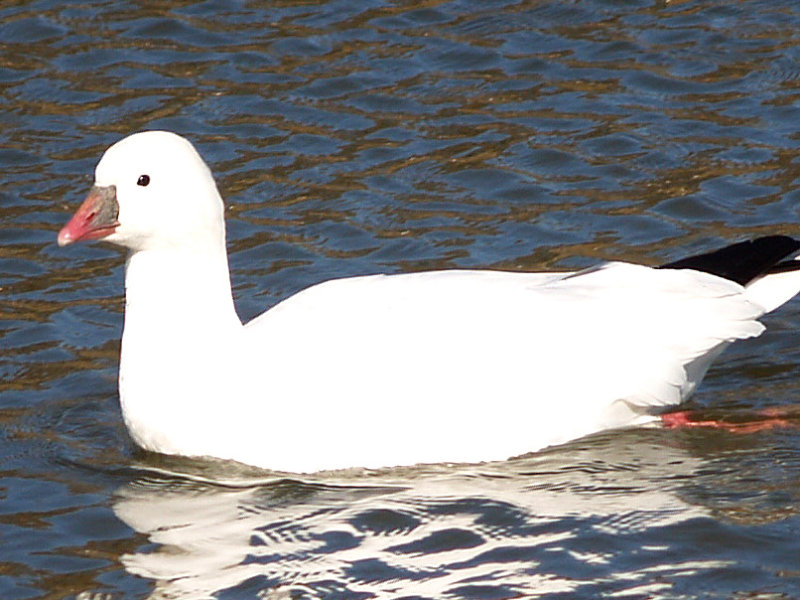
[4,1,800,598]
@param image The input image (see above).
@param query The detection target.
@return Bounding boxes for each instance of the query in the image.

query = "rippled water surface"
[4,1,800,598]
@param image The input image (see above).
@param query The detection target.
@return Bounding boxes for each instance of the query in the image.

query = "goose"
[57,131,800,473]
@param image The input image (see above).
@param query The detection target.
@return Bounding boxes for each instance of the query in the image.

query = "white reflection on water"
[111,431,722,599]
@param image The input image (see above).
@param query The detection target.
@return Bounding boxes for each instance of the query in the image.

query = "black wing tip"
[766,259,800,275]
[659,235,800,286]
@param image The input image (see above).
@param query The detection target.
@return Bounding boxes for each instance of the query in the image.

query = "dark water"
[4,0,800,598]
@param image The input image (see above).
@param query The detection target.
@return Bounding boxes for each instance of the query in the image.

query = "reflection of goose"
[113,432,724,600]
[60,131,800,472]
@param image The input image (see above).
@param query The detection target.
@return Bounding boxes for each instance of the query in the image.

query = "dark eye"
[137,174,150,187]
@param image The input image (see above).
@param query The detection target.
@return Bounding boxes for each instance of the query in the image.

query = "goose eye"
[137,175,150,187]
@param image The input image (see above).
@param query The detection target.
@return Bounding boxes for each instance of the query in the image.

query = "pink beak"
[58,185,119,247]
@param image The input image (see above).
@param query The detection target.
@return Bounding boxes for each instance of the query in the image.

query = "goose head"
[58,131,226,252]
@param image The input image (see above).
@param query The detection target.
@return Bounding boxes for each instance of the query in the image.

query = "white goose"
[58,131,800,473]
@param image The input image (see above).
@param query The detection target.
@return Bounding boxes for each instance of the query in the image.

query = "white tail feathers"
[745,258,800,313]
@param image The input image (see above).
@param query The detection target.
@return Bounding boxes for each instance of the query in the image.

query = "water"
[3,0,800,598]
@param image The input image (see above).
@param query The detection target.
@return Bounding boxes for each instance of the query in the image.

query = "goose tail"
[660,235,800,313]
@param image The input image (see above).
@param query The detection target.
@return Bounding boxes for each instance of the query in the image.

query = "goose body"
[58,131,800,472]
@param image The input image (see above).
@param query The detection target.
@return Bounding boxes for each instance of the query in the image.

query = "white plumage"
[58,131,800,472]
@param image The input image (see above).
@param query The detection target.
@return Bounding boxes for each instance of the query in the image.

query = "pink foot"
[661,407,800,434]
